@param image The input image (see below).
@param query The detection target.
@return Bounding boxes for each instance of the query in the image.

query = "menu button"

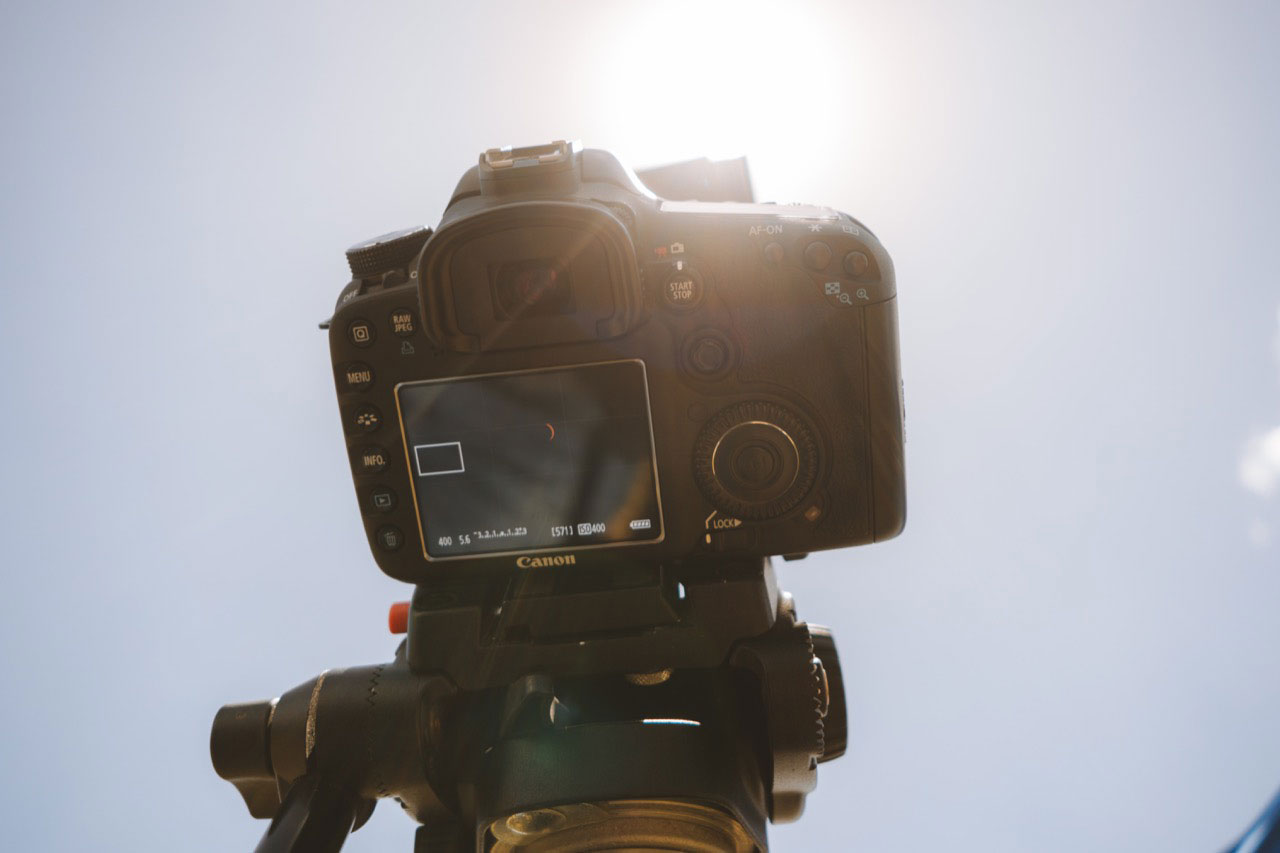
[339,362,374,392]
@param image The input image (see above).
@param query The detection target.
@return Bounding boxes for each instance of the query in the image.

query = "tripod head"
[211,558,846,851]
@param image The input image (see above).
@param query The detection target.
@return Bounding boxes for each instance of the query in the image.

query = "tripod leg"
[414,821,469,853]
[253,773,360,853]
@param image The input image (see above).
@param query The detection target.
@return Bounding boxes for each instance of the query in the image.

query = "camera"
[330,140,905,582]
[212,143,902,850]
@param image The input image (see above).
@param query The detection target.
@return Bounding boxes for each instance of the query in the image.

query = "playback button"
[365,486,397,514]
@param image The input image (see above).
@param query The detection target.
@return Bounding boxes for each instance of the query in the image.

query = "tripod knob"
[810,625,847,762]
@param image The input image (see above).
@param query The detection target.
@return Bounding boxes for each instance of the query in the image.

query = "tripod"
[211,557,846,851]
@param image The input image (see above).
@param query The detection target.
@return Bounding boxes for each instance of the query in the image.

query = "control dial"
[345,226,431,279]
[693,401,818,520]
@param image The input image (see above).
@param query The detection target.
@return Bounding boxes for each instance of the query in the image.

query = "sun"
[585,0,853,182]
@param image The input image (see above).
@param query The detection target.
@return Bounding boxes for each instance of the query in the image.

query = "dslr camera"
[210,141,904,852]
[331,140,904,581]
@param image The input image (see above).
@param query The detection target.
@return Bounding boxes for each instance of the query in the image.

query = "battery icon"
[629,518,652,530]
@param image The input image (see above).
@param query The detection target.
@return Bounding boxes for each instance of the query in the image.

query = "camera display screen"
[395,361,664,559]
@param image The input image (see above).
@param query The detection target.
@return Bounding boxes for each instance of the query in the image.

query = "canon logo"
[516,553,577,569]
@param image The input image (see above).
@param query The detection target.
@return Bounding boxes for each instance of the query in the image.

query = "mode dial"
[693,401,818,520]
[345,226,431,279]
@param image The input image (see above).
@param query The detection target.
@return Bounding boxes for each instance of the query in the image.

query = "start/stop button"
[661,264,704,310]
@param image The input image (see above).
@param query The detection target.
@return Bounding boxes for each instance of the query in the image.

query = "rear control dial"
[693,401,818,520]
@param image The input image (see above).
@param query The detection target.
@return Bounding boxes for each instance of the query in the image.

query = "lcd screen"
[395,360,664,559]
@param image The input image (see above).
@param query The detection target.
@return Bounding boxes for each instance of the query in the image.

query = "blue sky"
[1,1,1278,850]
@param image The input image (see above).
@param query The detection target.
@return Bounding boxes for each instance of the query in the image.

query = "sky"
[1,1,1278,851]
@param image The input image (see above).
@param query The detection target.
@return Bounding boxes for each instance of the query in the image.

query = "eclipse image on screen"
[395,360,664,559]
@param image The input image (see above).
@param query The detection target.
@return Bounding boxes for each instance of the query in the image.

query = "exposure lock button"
[803,241,832,270]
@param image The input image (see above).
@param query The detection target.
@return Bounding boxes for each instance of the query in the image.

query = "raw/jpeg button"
[389,308,416,337]
[347,319,375,347]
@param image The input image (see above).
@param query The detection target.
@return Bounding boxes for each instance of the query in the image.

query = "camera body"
[329,141,904,583]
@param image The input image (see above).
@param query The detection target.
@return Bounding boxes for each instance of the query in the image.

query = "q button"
[347,319,376,348]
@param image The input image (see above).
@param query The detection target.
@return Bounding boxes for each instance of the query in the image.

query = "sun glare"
[590,1,850,178]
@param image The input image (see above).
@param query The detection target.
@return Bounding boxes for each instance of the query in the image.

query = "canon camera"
[328,141,905,582]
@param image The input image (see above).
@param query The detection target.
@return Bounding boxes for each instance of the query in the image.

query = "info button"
[352,445,389,475]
